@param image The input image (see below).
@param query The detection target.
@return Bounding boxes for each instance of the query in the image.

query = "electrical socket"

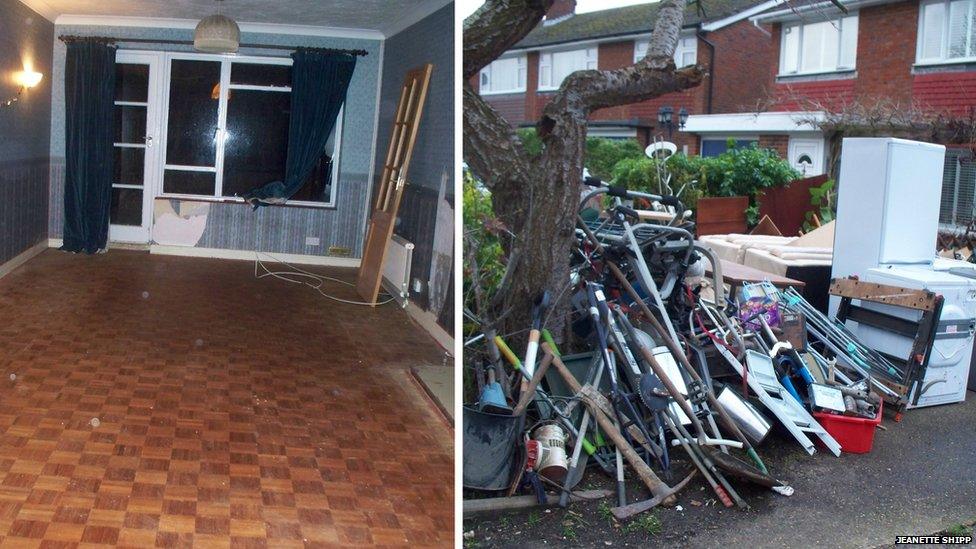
[305,236,320,246]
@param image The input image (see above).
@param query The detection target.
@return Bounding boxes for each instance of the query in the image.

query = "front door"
[110,51,162,243]
[788,137,825,177]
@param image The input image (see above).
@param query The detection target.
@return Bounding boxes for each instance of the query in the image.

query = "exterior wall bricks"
[709,20,774,113]
[758,135,789,158]
[854,0,917,103]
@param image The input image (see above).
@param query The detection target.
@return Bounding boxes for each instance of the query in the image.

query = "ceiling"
[18,0,452,38]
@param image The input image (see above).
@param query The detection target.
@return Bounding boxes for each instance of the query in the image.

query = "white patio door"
[110,51,163,243]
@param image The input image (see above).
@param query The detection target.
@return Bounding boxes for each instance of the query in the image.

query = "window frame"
[159,52,342,209]
[478,54,527,95]
[537,46,597,92]
[916,0,976,65]
[778,14,859,77]
[634,34,699,67]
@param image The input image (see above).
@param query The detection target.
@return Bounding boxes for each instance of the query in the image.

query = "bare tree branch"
[540,0,703,129]
[463,0,555,80]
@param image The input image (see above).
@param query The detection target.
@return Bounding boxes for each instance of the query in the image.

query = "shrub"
[516,128,645,180]
[462,168,506,321]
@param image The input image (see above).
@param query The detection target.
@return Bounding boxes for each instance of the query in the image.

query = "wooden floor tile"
[0,250,453,547]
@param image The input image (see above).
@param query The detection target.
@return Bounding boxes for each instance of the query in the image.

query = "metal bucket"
[716,387,773,445]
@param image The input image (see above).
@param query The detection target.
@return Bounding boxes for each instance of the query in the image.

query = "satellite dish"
[645,141,678,158]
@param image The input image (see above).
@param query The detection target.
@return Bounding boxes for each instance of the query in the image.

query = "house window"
[163,56,341,206]
[635,36,698,67]
[779,15,859,75]
[538,47,597,90]
[701,138,757,157]
[918,0,976,63]
[479,55,527,94]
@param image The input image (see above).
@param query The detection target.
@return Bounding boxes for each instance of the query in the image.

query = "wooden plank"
[829,278,940,311]
[696,196,749,236]
[356,64,434,304]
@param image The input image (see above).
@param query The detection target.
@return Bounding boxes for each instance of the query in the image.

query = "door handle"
[145,135,153,147]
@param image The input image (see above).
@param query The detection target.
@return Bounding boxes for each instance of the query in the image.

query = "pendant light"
[194,0,240,54]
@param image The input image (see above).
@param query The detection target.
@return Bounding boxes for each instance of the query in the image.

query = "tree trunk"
[463,0,704,346]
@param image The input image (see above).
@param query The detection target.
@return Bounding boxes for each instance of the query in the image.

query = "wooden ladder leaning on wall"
[356,63,434,304]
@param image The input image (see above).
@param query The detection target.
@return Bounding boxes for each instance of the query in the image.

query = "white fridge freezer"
[831,138,946,283]
[858,265,976,408]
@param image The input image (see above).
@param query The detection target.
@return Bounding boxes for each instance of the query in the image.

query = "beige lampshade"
[194,14,240,53]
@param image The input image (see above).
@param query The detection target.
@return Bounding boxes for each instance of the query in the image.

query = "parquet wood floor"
[0,250,453,547]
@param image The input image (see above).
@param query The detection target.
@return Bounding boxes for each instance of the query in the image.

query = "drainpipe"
[697,30,715,114]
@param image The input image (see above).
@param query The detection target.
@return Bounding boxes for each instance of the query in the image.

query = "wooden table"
[706,258,806,301]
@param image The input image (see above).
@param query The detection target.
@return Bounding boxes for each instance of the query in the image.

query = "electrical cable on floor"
[247,206,396,307]
[252,250,396,307]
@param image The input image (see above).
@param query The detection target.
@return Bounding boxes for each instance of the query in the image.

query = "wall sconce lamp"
[3,70,43,108]
[657,105,689,139]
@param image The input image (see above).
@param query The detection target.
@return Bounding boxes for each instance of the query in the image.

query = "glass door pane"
[112,61,149,228]
[165,60,220,167]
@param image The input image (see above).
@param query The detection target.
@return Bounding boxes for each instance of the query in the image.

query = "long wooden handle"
[547,346,676,504]
[512,352,553,416]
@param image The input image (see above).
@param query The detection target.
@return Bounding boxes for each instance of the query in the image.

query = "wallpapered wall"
[376,3,454,327]
[0,0,52,264]
[47,24,382,258]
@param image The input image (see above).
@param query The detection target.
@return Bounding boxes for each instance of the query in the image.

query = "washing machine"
[860,265,976,407]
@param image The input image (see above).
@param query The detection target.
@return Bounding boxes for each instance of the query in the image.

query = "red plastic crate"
[813,400,883,454]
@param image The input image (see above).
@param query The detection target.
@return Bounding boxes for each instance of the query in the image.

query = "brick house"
[687,0,976,191]
[473,0,780,155]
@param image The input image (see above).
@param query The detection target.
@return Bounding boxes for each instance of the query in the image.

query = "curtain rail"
[57,35,369,56]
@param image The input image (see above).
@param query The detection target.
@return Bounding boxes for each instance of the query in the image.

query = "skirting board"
[405,300,454,352]
[48,239,361,268]
[0,240,48,280]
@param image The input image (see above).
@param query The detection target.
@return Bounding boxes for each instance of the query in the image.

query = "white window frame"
[778,15,859,77]
[538,47,598,92]
[478,54,527,95]
[916,0,976,65]
[634,35,699,67]
[159,52,341,208]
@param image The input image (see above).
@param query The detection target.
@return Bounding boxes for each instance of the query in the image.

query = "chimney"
[547,0,576,19]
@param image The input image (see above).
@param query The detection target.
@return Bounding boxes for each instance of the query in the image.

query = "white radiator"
[382,234,414,307]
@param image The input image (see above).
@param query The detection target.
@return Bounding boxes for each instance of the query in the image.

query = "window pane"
[801,22,826,72]
[635,40,648,62]
[221,90,290,198]
[551,49,587,86]
[949,0,970,57]
[485,57,520,92]
[839,16,858,68]
[115,63,148,102]
[166,60,220,166]
[292,147,336,202]
[230,63,291,87]
[921,2,946,59]
[110,188,142,226]
[114,105,146,143]
[822,20,840,69]
[164,170,216,195]
[782,25,800,73]
[114,147,145,186]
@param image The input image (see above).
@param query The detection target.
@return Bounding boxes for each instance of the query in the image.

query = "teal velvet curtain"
[243,49,356,206]
[62,39,116,254]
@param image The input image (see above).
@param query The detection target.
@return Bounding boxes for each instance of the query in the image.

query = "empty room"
[0,0,454,546]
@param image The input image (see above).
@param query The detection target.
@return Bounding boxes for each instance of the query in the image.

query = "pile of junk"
[462,138,976,519]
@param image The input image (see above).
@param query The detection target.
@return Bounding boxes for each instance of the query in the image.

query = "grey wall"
[376,3,454,328]
[47,24,382,258]
[0,0,52,264]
